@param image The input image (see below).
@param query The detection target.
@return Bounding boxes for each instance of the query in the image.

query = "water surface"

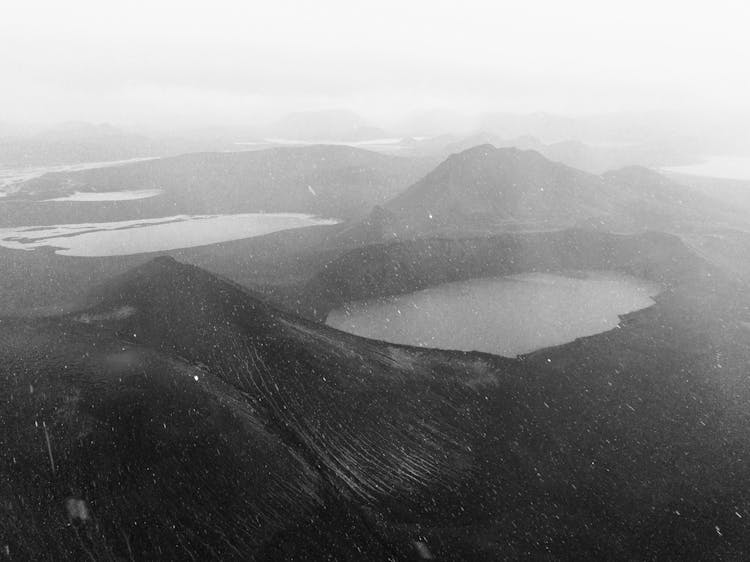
[327,272,660,357]
[0,213,337,256]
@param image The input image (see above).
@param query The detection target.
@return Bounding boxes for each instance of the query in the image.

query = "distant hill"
[477,111,581,141]
[265,109,389,141]
[373,145,746,238]
[0,121,241,167]
[441,132,542,155]
[403,132,690,174]
[385,145,613,231]
[394,109,477,137]
[6,145,431,226]
[0,122,156,166]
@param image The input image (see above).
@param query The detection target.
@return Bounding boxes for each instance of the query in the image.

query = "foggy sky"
[2,0,749,130]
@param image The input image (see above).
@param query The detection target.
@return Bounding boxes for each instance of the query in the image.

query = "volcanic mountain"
[387,145,606,223]
[434,134,683,175]
[4,231,750,559]
[381,144,744,237]
[0,255,506,560]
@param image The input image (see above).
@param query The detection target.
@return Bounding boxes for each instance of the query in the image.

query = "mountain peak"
[385,143,604,228]
[87,254,264,324]
[447,144,552,166]
[432,144,574,183]
[454,142,498,155]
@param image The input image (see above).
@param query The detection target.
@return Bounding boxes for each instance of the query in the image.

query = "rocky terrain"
[4,227,750,558]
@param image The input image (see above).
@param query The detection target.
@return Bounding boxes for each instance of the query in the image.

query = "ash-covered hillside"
[4,234,750,558]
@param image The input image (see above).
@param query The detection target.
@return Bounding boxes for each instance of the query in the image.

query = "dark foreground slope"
[3,242,750,559]
[0,256,517,560]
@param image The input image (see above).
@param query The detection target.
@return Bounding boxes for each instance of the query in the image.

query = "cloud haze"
[2,0,749,129]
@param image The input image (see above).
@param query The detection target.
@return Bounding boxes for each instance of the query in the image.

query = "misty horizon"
[3,1,750,136]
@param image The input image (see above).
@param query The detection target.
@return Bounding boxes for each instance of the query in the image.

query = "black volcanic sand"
[3,230,750,559]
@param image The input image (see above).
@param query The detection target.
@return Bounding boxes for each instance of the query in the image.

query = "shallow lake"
[0,213,337,256]
[326,272,660,357]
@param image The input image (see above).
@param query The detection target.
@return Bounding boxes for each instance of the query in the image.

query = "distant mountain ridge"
[374,144,746,238]
[5,145,432,226]
[0,121,243,167]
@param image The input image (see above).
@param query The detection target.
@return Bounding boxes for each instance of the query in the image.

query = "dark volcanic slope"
[4,239,750,559]
[2,145,430,226]
[0,256,511,560]
[303,229,750,560]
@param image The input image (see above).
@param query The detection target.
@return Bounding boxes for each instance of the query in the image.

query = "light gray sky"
[2,0,749,129]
